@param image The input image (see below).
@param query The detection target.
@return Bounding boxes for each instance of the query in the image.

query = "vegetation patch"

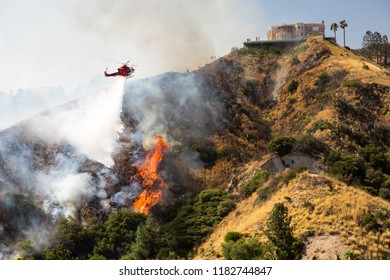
[281,167,308,185]
[287,80,299,93]
[290,55,300,66]
[17,188,237,260]
[342,79,362,87]
[191,140,218,168]
[267,136,296,156]
[357,209,390,233]
[222,203,303,260]
[222,237,272,260]
[241,170,271,198]
[327,151,366,183]
[315,72,330,88]
[307,119,333,133]
[327,147,390,200]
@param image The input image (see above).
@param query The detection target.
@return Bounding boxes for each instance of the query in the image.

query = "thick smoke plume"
[0,71,225,259]
[0,78,127,258]
[0,0,263,93]
[26,79,125,167]
[109,72,225,210]
[124,72,223,148]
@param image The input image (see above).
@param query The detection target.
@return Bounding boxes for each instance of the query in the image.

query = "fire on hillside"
[132,135,169,214]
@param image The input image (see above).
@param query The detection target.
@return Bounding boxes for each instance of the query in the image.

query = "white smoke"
[120,72,224,182]
[35,157,94,218]
[124,79,170,148]
[123,73,222,148]
[26,79,125,167]
[0,0,264,93]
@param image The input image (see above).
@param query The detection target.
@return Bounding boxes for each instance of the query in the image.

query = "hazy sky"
[0,0,388,94]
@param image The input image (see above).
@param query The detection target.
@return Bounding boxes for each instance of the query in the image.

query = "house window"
[313,26,319,32]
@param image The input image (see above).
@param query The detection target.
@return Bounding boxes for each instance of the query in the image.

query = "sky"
[0,0,388,94]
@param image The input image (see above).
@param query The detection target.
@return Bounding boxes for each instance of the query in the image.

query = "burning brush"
[132,135,169,214]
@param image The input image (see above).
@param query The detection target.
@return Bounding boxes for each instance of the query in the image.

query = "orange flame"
[132,135,169,214]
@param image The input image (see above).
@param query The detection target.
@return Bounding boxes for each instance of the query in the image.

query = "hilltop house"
[243,21,325,50]
[267,21,325,41]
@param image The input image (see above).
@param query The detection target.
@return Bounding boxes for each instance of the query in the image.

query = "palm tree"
[339,20,348,47]
[330,23,338,42]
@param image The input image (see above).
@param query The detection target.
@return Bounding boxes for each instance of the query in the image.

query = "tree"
[339,20,348,47]
[91,211,146,259]
[43,217,96,260]
[330,23,338,41]
[373,32,383,63]
[125,218,161,260]
[267,136,296,156]
[362,31,374,59]
[382,35,389,65]
[361,30,389,65]
[264,203,303,259]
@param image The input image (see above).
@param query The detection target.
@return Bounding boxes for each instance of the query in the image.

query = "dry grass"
[194,37,390,260]
[264,37,390,137]
[194,171,390,259]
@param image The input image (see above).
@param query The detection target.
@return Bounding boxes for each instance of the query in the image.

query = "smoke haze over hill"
[0,69,225,259]
[0,0,263,94]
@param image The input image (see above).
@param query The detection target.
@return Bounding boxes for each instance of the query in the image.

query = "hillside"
[195,169,390,259]
[192,37,390,259]
[1,37,389,260]
[195,37,390,189]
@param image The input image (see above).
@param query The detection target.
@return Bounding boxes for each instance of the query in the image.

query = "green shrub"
[328,146,390,196]
[255,176,282,204]
[315,72,330,88]
[342,79,361,87]
[308,119,333,132]
[191,141,218,168]
[43,246,72,260]
[217,199,236,216]
[224,231,244,242]
[333,96,349,112]
[358,212,381,232]
[361,145,389,171]
[344,251,360,260]
[328,153,366,183]
[158,188,237,258]
[379,188,390,200]
[290,55,300,65]
[222,238,272,260]
[267,136,296,156]
[258,98,277,109]
[296,134,326,155]
[15,240,36,260]
[241,170,271,197]
[364,168,385,187]
[281,167,307,185]
[288,80,299,93]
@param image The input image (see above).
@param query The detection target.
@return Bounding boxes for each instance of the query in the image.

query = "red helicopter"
[104,60,135,78]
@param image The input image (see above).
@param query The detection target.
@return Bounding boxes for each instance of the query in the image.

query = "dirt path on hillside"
[302,235,350,260]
